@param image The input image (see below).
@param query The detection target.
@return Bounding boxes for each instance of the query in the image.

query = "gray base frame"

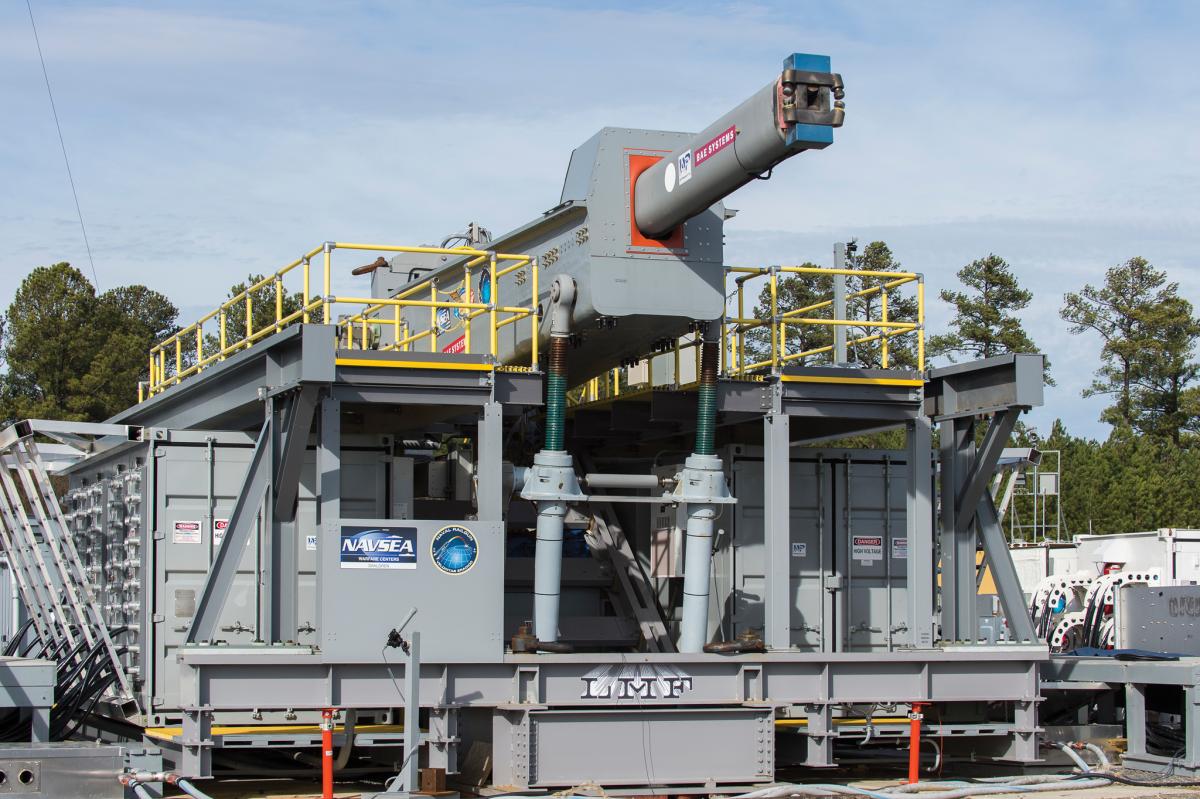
[175,646,1046,784]
[52,328,1052,788]
[1043,655,1200,776]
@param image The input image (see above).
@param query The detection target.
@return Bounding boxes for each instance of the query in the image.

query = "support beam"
[188,421,272,644]
[939,416,977,641]
[476,402,503,522]
[976,493,1037,642]
[764,412,791,650]
[905,416,935,648]
[274,384,320,522]
[316,396,341,642]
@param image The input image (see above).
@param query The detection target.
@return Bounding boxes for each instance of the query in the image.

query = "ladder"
[0,421,136,703]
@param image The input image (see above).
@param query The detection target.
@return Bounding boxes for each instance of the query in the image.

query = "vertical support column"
[427,707,459,774]
[181,708,212,779]
[763,411,791,650]
[317,395,341,642]
[939,416,977,641]
[260,396,277,643]
[906,416,935,648]
[477,401,503,522]
[1186,684,1200,770]
[804,703,834,767]
[1125,682,1147,759]
[402,631,422,793]
[30,707,49,743]
[832,243,848,365]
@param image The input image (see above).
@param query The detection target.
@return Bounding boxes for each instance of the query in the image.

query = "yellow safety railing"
[724,264,925,376]
[567,264,924,407]
[143,243,538,399]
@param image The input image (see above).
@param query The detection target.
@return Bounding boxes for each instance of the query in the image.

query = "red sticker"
[693,125,737,167]
[442,335,466,354]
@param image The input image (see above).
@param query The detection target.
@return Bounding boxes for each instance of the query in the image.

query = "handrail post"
[769,266,780,374]
[737,278,745,376]
[196,326,203,368]
[219,308,227,360]
[881,288,890,369]
[488,252,498,360]
[174,338,182,386]
[674,338,681,388]
[302,258,311,323]
[429,280,438,353]
[245,292,253,345]
[462,262,471,354]
[148,353,156,396]
[393,305,401,352]
[833,243,848,365]
[917,276,926,372]
[530,257,539,369]
[323,242,333,323]
[275,277,283,331]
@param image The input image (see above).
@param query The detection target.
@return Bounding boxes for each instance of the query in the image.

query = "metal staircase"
[0,420,138,705]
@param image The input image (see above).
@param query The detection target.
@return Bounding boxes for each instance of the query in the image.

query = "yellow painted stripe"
[779,375,924,387]
[144,723,407,740]
[335,357,493,372]
[775,717,911,727]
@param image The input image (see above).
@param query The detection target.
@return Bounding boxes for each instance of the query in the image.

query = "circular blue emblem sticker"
[431,525,478,575]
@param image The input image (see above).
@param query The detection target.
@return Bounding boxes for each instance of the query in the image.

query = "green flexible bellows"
[545,336,568,451]
[694,340,719,456]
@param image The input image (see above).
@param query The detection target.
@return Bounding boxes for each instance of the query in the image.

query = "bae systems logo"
[339,526,417,570]
[580,664,693,700]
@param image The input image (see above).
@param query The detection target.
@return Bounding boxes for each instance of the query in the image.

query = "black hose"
[1071,771,1197,788]
[56,671,118,741]
[4,619,35,656]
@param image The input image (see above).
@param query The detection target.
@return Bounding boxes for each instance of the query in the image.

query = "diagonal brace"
[976,492,1037,642]
[955,409,1018,533]
[187,420,272,644]
[274,384,319,523]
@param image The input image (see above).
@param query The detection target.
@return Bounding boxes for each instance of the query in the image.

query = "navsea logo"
[339,526,417,570]
[431,525,478,575]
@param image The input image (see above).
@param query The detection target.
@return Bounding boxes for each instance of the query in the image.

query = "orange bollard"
[907,702,925,784]
[321,708,335,799]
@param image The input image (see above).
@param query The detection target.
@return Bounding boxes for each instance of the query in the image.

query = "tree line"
[2,252,1198,534]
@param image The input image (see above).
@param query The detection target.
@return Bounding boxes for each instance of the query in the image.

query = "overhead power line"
[26,0,99,288]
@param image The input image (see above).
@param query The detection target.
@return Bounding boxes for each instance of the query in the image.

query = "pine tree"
[746,262,833,366]
[845,241,919,369]
[1060,257,1200,442]
[929,254,1051,383]
[1,264,178,421]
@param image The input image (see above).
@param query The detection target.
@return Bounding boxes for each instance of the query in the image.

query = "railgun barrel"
[633,53,844,240]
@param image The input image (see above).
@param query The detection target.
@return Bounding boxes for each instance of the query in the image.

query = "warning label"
[213,519,229,547]
[892,537,908,560]
[693,125,737,167]
[172,520,202,544]
[442,335,466,354]
[851,535,884,563]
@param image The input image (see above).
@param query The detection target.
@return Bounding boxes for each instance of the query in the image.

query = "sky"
[2,0,1198,439]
